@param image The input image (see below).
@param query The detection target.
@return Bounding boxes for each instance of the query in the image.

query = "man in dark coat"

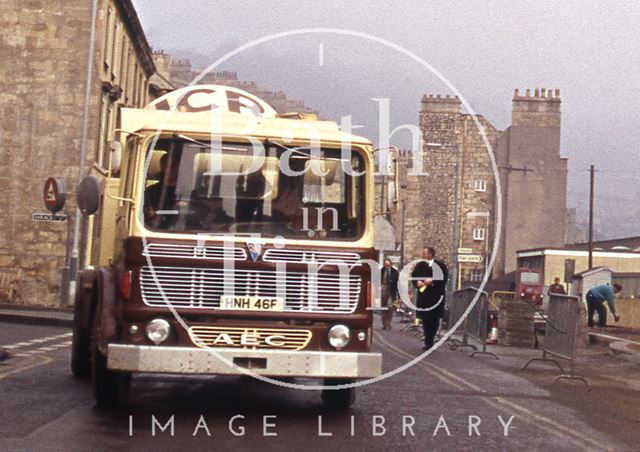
[411,247,448,350]
[380,258,399,330]
[548,276,566,295]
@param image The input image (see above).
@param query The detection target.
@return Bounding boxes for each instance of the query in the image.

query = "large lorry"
[68,85,396,408]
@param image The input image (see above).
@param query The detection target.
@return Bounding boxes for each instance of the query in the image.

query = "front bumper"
[108,344,382,378]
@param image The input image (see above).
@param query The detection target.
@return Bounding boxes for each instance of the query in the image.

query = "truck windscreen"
[142,139,366,240]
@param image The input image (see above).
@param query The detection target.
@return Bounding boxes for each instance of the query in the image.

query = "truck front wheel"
[91,327,130,408]
[321,379,355,409]
[70,302,91,378]
[70,275,92,379]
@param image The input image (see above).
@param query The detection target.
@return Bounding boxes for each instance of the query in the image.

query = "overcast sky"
[132,0,640,239]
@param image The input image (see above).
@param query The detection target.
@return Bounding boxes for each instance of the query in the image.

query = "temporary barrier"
[522,294,588,389]
[447,288,475,351]
[490,290,516,310]
[448,287,498,359]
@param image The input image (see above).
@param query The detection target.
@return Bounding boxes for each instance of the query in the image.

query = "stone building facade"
[0,0,157,305]
[402,89,567,288]
[401,95,499,288]
[151,51,318,116]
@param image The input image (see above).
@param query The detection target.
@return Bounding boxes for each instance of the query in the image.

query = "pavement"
[0,303,73,327]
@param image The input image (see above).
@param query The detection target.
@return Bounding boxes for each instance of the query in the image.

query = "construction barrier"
[445,287,473,350]
[448,287,498,359]
[490,290,516,310]
[522,294,589,389]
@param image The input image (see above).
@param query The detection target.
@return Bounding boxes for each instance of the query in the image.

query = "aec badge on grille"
[246,240,263,262]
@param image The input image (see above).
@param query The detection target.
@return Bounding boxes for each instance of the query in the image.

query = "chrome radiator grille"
[140,266,361,313]
[262,249,361,266]
[143,243,247,261]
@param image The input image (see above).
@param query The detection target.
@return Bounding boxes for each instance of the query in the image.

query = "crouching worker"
[586,283,622,327]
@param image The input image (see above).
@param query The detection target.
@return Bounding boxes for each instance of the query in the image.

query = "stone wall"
[0,0,95,305]
[0,0,156,306]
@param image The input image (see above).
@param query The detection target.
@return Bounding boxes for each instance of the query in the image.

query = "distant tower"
[494,88,567,274]
[402,95,498,288]
[405,95,462,275]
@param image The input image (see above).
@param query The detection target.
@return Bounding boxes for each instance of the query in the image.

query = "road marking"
[14,341,72,356]
[5,341,32,349]
[374,333,610,451]
[0,354,52,380]
[2,332,72,350]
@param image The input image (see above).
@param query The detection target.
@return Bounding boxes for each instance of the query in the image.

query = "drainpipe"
[67,0,99,306]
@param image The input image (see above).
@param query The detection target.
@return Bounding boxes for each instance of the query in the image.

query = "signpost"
[43,177,66,213]
[42,176,69,307]
[457,254,483,263]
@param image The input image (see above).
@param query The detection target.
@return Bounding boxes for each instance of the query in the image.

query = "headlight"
[146,319,171,345]
[328,324,350,349]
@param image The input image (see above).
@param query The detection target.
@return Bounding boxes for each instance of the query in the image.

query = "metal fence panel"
[467,291,489,341]
[449,289,470,332]
[544,294,581,361]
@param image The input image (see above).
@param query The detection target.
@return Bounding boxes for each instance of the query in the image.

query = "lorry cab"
[70,85,397,409]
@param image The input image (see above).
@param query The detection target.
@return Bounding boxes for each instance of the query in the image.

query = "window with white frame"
[471,268,483,282]
[474,180,487,192]
[473,228,485,241]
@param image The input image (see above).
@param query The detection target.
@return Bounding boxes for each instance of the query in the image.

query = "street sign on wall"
[32,213,68,222]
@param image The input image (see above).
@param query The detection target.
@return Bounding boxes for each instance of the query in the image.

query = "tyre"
[91,321,130,408]
[70,325,91,379]
[321,379,355,409]
[70,292,91,379]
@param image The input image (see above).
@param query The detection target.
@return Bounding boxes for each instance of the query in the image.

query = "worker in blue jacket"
[586,283,622,327]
